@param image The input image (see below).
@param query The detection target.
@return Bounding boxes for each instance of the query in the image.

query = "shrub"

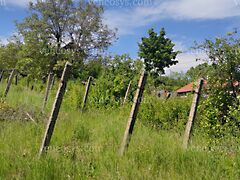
[138,96,191,132]
[87,74,138,109]
[63,80,85,111]
[199,92,240,146]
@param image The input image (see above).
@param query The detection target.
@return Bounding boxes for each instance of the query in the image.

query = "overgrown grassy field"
[0,80,240,179]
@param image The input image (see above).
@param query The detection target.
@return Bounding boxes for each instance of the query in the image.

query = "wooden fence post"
[183,78,204,149]
[15,73,18,86]
[165,92,171,100]
[6,73,10,84]
[42,72,54,110]
[123,81,132,105]
[82,76,92,111]
[4,69,16,98]
[39,62,72,156]
[120,71,148,155]
[0,70,4,82]
[50,74,56,90]
[27,76,30,88]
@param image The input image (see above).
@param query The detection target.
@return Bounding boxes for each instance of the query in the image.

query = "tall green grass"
[0,80,240,179]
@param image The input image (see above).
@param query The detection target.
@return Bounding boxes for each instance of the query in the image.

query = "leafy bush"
[87,74,138,108]
[199,92,240,146]
[138,96,191,132]
[228,98,240,124]
[86,55,141,109]
[63,80,85,111]
[195,33,240,147]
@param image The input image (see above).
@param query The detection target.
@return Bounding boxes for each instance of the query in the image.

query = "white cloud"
[0,36,8,45]
[103,8,159,35]
[104,0,240,35]
[103,6,161,35]
[173,41,188,52]
[7,0,240,33]
[6,0,32,7]
[165,52,207,74]
[162,0,240,19]
[164,40,208,74]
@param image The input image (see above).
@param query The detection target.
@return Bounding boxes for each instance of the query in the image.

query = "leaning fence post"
[0,70,4,82]
[120,71,148,155]
[183,78,204,149]
[27,76,30,88]
[123,81,132,105]
[15,73,18,86]
[4,69,16,98]
[50,74,56,90]
[6,73,10,84]
[42,72,54,110]
[81,76,92,111]
[39,62,72,156]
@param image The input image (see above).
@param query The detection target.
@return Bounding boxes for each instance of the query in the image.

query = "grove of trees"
[1,0,116,80]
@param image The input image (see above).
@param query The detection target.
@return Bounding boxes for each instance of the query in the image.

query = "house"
[176,80,208,96]
[176,80,239,96]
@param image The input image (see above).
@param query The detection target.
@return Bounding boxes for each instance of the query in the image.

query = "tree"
[138,28,179,76]
[16,0,116,78]
[88,55,141,107]
[198,33,240,98]
[156,72,190,91]
[198,32,240,143]
[0,36,22,70]
[186,63,213,81]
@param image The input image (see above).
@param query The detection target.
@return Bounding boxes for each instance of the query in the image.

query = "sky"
[1,0,240,74]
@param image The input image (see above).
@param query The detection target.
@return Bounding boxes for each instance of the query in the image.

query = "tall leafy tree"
[186,63,213,81]
[198,33,240,98]
[198,32,240,142]
[0,36,22,70]
[88,55,141,107]
[16,0,116,78]
[138,28,179,76]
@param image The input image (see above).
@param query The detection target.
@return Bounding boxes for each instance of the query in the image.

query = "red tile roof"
[176,80,208,93]
[176,82,194,93]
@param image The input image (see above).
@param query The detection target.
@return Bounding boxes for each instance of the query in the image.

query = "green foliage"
[228,98,240,123]
[139,96,191,131]
[63,80,85,111]
[198,32,240,143]
[78,58,104,80]
[1,82,240,179]
[14,0,116,79]
[150,71,190,90]
[87,55,142,108]
[200,92,237,138]
[186,63,213,81]
[138,28,179,75]
[198,33,240,96]
[0,39,22,70]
